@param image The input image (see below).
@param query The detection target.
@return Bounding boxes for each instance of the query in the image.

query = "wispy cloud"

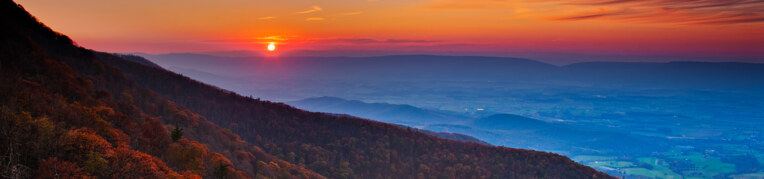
[343,11,364,16]
[420,0,518,10]
[551,7,625,21]
[297,6,323,14]
[306,17,326,21]
[321,37,440,44]
[549,0,764,24]
[424,0,764,24]
[256,36,288,41]
[258,16,275,20]
[385,39,440,43]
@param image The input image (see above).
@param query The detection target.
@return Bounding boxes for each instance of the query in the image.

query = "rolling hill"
[288,96,469,127]
[429,114,665,156]
[288,97,489,145]
[288,96,666,156]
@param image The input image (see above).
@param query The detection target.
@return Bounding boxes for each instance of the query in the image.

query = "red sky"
[15,0,764,62]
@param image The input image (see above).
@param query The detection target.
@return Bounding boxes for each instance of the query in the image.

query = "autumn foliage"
[0,0,319,178]
[36,158,92,179]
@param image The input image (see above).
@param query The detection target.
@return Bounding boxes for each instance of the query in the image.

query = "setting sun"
[267,42,276,51]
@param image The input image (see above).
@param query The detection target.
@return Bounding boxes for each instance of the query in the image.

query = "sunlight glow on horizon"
[267,42,276,52]
[13,0,764,60]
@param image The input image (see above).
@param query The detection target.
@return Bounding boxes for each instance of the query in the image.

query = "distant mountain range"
[288,97,489,145]
[288,96,470,127]
[139,50,764,65]
[140,53,764,90]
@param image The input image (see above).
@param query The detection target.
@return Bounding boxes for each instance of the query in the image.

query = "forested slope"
[0,1,321,178]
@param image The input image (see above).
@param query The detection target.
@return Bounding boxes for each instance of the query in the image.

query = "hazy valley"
[141,53,764,178]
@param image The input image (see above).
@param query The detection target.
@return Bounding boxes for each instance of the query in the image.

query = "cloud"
[198,36,294,45]
[553,10,619,21]
[343,11,364,16]
[691,13,764,24]
[256,36,288,41]
[297,6,323,14]
[320,38,440,44]
[305,17,326,21]
[555,0,764,24]
[258,16,275,20]
[424,0,764,24]
[421,0,516,10]
[549,0,764,24]
[325,38,377,44]
[385,39,440,43]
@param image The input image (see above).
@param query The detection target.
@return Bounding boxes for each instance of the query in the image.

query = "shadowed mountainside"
[1,1,322,178]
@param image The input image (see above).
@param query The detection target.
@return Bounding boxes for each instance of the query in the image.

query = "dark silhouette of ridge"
[0,1,321,178]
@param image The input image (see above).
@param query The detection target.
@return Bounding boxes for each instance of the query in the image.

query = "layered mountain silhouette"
[143,53,764,90]
[288,96,469,126]
[0,0,612,178]
[288,96,664,157]
[288,97,489,145]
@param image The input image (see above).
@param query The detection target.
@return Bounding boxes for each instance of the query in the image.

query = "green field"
[731,172,764,179]
[577,152,741,179]
[623,168,681,179]
[665,152,735,178]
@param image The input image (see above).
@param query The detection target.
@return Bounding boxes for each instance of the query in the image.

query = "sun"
[267,42,276,51]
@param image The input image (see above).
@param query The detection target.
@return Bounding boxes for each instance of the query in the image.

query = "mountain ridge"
[288,96,468,127]
[141,52,764,91]
[1,1,321,178]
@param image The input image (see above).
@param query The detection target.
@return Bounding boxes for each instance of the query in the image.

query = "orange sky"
[15,0,764,60]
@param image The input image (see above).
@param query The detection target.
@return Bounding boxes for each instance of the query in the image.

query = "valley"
[145,53,764,178]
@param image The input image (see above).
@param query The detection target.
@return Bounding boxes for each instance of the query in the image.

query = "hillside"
[0,1,320,178]
[413,128,492,146]
[113,53,164,69]
[287,96,468,126]
[1,0,612,178]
